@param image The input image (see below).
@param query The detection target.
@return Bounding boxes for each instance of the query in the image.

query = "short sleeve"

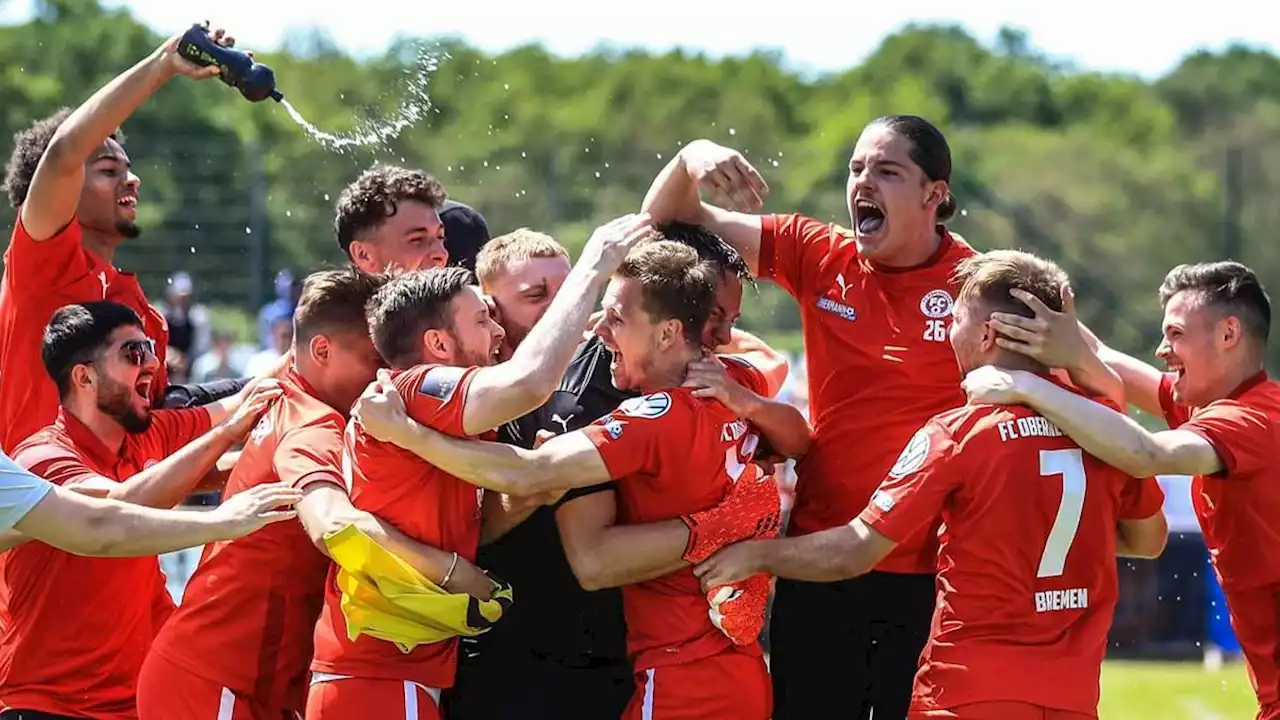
[274,420,347,491]
[1180,400,1274,477]
[857,419,963,543]
[718,355,769,397]
[13,442,106,488]
[0,452,54,531]
[579,392,676,481]
[396,364,480,436]
[146,407,213,458]
[5,215,93,291]
[1158,373,1192,428]
[758,213,853,299]
[1119,477,1166,520]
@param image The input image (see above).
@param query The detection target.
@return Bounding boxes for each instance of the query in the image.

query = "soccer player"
[136,269,491,720]
[305,214,654,718]
[0,301,282,720]
[355,241,805,720]
[695,250,1169,720]
[447,223,790,720]
[965,260,1280,719]
[642,114,980,717]
[335,165,451,274]
[0,25,251,453]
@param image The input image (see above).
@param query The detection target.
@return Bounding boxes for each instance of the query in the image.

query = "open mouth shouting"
[134,372,153,401]
[117,194,138,217]
[854,197,886,237]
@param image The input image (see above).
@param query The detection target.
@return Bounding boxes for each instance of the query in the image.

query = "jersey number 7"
[1037,449,1086,579]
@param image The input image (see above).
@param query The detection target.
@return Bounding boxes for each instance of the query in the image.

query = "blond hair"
[474,228,568,289]
[953,250,1069,319]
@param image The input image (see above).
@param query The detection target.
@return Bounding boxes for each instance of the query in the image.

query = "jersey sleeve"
[857,419,962,543]
[6,215,93,292]
[758,213,852,299]
[13,441,107,488]
[273,419,347,491]
[1158,373,1193,428]
[579,392,678,481]
[718,355,769,397]
[395,364,481,436]
[0,453,54,531]
[1118,476,1166,520]
[146,408,213,458]
[1179,400,1273,477]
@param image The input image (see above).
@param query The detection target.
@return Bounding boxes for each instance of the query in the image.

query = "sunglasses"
[119,338,157,366]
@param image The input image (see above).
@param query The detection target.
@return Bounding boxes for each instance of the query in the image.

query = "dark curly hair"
[334,165,447,258]
[3,108,126,208]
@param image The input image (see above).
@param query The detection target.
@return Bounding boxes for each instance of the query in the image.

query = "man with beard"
[446,224,790,720]
[0,301,282,720]
[0,25,257,454]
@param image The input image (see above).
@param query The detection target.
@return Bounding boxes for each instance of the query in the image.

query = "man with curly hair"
[335,165,451,274]
[0,25,252,454]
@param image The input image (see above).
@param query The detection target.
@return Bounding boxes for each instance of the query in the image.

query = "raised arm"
[641,141,768,276]
[963,367,1222,478]
[13,480,301,557]
[460,214,655,436]
[21,28,226,240]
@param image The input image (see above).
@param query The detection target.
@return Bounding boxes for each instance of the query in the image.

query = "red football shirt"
[311,363,487,688]
[581,359,770,671]
[759,213,975,573]
[858,386,1165,715]
[0,406,210,720]
[1158,370,1280,709]
[0,217,169,454]
[148,370,344,712]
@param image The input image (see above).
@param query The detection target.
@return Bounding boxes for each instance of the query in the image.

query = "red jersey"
[858,385,1165,715]
[148,370,344,712]
[1158,371,1280,592]
[759,213,975,573]
[0,217,169,454]
[0,406,210,720]
[1159,371,1280,712]
[312,363,487,688]
[581,358,770,671]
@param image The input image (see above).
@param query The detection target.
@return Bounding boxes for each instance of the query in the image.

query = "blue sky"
[1,1,1271,78]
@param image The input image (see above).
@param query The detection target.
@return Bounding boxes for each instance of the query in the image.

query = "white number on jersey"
[724,432,761,482]
[1037,448,1087,578]
[923,319,947,342]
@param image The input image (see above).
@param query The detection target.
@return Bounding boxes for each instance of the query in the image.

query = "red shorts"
[305,674,442,720]
[624,649,770,720]
[911,702,1095,720]
[136,651,299,720]
[1224,584,1280,714]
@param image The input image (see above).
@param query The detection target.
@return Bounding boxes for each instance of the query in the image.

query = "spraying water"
[279,47,445,153]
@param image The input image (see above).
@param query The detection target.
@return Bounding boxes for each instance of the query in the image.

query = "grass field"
[1100,660,1257,718]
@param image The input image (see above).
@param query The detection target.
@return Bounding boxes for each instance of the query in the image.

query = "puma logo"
[835,272,852,300]
[551,413,574,433]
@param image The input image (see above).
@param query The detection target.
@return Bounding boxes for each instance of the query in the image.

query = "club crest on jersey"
[920,289,954,319]
[418,366,466,402]
[617,392,671,419]
[888,428,931,479]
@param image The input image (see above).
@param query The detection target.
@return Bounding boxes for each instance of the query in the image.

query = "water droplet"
[960,209,969,217]
[584,148,590,154]
[483,160,489,168]
[286,210,292,218]
[604,162,610,168]
[594,171,601,178]
[656,153,664,160]
[459,165,465,172]
[193,224,200,230]
[728,128,737,136]
[447,165,453,172]
[503,83,510,90]
[245,227,252,235]
[769,159,779,168]
[189,246,196,254]
[520,151,527,158]
[323,193,330,202]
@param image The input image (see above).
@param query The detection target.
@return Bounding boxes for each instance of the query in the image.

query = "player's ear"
[1219,315,1242,351]
[70,362,96,394]
[308,334,332,366]
[422,328,452,361]
[349,241,375,274]
[979,320,999,352]
[658,318,681,349]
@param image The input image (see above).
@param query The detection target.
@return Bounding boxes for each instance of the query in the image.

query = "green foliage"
[0,2,1276,372]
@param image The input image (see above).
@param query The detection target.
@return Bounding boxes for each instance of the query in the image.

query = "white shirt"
[0,452,53,531]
